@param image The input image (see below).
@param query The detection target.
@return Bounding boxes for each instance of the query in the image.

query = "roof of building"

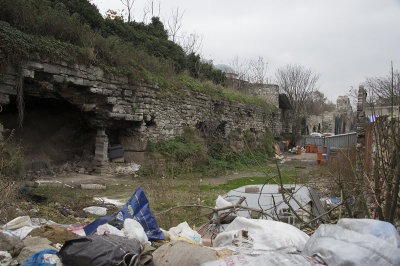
[214,64,235,74]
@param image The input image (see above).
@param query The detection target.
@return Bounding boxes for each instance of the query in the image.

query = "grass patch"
[177,75,276,109]
[199,174,295,192]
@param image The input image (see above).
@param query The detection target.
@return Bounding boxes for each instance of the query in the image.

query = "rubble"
[16,237,54,264]
[80,184,106,190]
[83,206,107,216]
[93,196,125,207]
[0,251,13,265]
[0,187,399,266]
[0,232,24,257]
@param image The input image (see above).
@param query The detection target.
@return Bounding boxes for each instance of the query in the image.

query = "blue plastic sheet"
[84,187,165,241]
[22,249,58,266]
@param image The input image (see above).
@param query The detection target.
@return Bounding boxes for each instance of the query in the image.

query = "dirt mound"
[29,225,77,244]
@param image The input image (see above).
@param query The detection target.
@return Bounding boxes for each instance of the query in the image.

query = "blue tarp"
[22,249,58,266]
[83,187,165,241]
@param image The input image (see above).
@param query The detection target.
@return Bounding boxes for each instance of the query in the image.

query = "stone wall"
[0,59,282,163]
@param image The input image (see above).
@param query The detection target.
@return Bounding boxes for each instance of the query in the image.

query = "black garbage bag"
[59,234,154,266]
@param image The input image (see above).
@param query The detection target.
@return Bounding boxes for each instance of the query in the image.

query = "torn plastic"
[166,221,203,245]
[83,187,165,241]
[21,249,58,266]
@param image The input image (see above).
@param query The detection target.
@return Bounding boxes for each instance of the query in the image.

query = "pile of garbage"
[1,187,400,266]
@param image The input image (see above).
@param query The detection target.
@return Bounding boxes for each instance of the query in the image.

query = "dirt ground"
[8,151,331,229]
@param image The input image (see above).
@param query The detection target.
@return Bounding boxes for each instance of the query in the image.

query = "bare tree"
[275,64,319,141]
[230,56,249,80]
[248,56,268,84]
[366,65,400,106]
[363,63,400,223]
[180,32,203,55]
[142,0,161,23]
[120,0,136,22]
[305,90,335,115]
[167,7,184,42]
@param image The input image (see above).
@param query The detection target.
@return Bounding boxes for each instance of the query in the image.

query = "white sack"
[201,253,323,266]
[2,216,32,230]
[11,226,35,239]
[302,223,400,266]
[337,218,400,248]
[213,217,309,254]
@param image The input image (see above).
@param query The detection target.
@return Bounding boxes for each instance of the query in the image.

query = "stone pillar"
[355,85,372,218]
[94,129,108,162]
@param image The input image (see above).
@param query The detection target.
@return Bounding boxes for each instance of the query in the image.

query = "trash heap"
[1,187,400,266]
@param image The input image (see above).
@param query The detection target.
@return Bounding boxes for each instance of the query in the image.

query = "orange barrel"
[313,145,318,153]
[323,146,327,154]
[306,145,310,153]
[317,152,322,161]
[297,148,302,155]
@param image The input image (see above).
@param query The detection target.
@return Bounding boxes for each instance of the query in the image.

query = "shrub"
[147,128,208,167]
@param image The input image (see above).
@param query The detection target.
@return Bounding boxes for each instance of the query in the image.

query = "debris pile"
[1,187,399,266]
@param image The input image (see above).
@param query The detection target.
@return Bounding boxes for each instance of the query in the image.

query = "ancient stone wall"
[0,60,282,163]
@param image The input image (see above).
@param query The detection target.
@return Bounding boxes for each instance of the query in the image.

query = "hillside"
[0,0,226,86]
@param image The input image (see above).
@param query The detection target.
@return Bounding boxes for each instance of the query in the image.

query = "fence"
[304,132,357,153]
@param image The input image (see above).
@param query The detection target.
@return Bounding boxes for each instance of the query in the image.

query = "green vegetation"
[0,131,23,223]
[176,76,276,109]
[199,176,293,191]
[145,127,275,176]
[0,132,23,178]
[0,0,277,108]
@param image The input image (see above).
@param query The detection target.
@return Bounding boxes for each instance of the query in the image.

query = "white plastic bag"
[167,221,203,245]
[302,222,400,266]
[2,216,32,230]
[213,217,309,254]
[96,224,125,237]
[122,218,150,245]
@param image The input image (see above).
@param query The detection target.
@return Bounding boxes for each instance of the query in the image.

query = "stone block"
[107,97,117,104]
[0,85,16,95]
[89,86,103,94]
[121,135,147,152]
[26,61,44,70]
[153,241,217,266]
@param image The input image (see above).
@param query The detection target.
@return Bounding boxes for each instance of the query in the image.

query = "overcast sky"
[91,0,400,102]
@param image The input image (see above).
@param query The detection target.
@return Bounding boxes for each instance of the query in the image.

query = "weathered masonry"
[0,60,283,168]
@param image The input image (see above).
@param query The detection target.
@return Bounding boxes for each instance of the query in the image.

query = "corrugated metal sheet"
[304,132,356,150]
[221,184,326,222]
